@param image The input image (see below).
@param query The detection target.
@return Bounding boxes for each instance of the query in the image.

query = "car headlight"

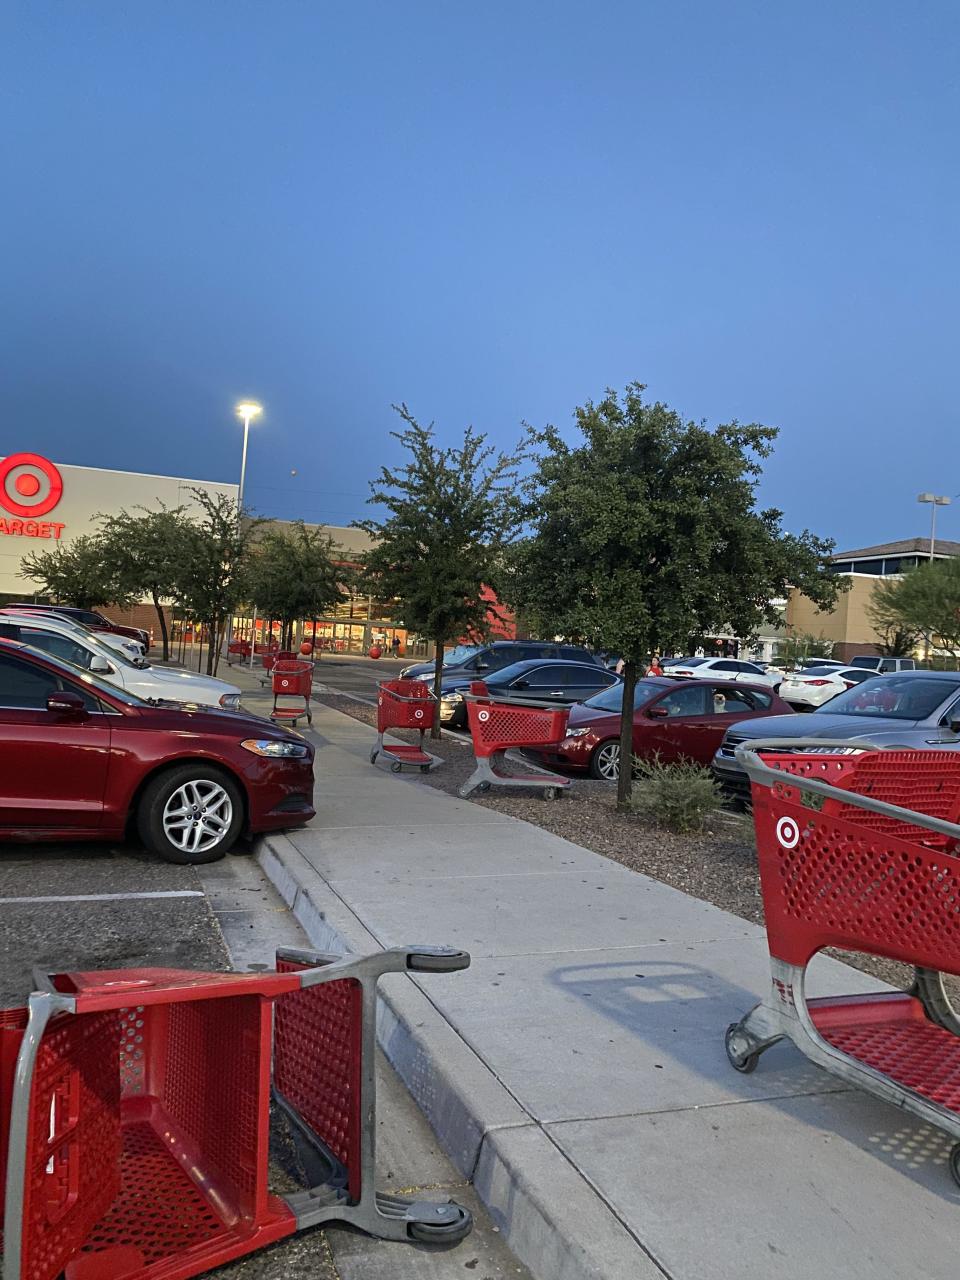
[241,739,309,758]
[219,693,242,709]
[563,727,592,739]
[441,691,463,702]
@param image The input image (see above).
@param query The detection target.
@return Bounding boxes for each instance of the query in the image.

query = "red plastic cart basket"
[0,945,472,1280]
[724,739,960,1187]
[226,639,252,665]
[370,680,437,773]
[459,685,571,799]
[269,658,313,726]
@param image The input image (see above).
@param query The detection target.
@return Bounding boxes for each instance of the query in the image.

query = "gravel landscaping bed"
[313,689,921,991]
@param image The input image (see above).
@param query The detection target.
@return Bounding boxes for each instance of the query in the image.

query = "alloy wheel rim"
[162,779,233,854]
[596,743,620,779]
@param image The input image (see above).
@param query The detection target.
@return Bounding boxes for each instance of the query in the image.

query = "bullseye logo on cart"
[0,453,66,539]
[776,817,801,849]
[478,709,490,723]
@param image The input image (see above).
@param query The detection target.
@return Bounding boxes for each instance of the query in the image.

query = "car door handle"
[550,690,564,697]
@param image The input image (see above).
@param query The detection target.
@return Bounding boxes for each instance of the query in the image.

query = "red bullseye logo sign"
[0,453,66,540]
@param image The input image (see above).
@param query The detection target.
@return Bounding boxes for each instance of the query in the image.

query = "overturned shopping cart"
[724,740,960,1185]
[0,945,472,1280]
[370,679,437,773]
[458,684,572,799]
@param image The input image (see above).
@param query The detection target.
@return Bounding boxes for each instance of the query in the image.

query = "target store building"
[0,451,238,617]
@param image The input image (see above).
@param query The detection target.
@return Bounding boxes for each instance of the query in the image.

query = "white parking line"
[0,890,205,905]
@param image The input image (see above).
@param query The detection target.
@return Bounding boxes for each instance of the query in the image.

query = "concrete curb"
[256,832,661,1280]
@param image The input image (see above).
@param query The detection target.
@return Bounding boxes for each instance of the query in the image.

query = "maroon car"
[529,676,792,780]
[0,638,315,863]
[7,603,151,651]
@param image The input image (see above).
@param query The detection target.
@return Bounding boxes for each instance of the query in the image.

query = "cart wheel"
[391,760,403,773]
[369,749,379,765]
[476,781,491,793]
[420,763,431,773]
[950,1144,960,1190]
[913,968,960,1035]
[457,784,473,798]
[724,1023,759,1074]
[409,1204,473,1244]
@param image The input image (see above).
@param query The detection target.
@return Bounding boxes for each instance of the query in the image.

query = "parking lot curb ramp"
[256,832,663,1280]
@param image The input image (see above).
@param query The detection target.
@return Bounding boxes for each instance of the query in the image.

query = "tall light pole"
[236,401,262,514]
[917,492,951,561]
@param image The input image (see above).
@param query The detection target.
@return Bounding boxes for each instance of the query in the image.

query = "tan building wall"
[785,576,885,661]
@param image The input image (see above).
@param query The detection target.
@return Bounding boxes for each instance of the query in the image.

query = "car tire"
[137,764,244,865]
[589,740,621,780]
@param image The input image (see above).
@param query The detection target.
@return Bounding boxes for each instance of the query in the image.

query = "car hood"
[723,711,926,746]
[566,703,619,730]
[136,700,308,740]
[138,665,241,696]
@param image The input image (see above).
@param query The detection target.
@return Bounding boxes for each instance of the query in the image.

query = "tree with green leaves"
[247,522,344,649]
[355,404,525,737]
[868,560,960,658]
[19,535,132,610]
[509,384,840,807]
[774,631,834,669]
[175,490,253,675]
[97,506,195,660]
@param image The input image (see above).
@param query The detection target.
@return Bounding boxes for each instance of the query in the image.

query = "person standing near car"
[646,654,663,676]
[391,635,401,659]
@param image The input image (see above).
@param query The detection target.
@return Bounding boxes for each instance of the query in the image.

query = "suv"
[400,640,602,682]
[848,655,917,673]
[7,604,150,651]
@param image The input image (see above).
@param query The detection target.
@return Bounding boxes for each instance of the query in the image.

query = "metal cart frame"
[370,680,438,773]
[725,738,960,1186]
[2,945,472,1280]
[458,689,572,800]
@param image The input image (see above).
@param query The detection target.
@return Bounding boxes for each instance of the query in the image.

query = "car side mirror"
[47,690,87,719]
[474,661,489,671]
[90,656,113,674]
[512,678,529,689]
[647,705,669,719]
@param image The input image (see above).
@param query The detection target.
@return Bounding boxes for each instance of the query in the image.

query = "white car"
[0,613,242,709]
[663,656,782,690]
[778,664,879,709]
[0,608,145,661]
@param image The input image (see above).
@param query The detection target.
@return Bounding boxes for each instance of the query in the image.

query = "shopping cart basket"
[259,648,298,686]
[1,945,472,1280]
[724,738,960,1186]
[370,680,437,773]
[226,639,252,665]
[270,658,313,726]
[458,685,571,799]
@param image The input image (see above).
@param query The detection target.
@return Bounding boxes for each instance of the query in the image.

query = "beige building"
[785,538,960,662]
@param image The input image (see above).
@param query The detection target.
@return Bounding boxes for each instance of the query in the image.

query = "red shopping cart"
[0,946,472,1280]
[226,639,252,665]
[459,684,571,799]
[270,658,313,726]
[370,679,437,773]
[725,739,960,1186]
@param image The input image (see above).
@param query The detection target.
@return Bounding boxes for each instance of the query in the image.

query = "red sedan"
[530,676,792,780]
[0,638,315,863]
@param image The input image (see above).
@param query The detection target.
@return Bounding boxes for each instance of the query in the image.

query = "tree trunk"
[206,621,217,675]
[152,589,170,661]
[616,661,637,811]
[431,635,445,740]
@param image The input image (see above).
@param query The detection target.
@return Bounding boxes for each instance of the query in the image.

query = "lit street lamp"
[236,401,262,513]
[917,492,951,561]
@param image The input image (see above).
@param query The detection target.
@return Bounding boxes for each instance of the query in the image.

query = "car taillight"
[805,680,832,686]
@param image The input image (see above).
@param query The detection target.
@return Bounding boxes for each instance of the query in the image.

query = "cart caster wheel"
[544,786,563,801]
[391,761,403,773]
[409,1204,473,1244]
[950,1144,960,1190]
[457,784,472,798]
[420,764,431,773]
[724,1023,759,1074]
[476,781,491,793]
[369,750,379,765]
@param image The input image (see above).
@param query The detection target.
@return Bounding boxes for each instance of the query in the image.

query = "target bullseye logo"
[478,709,490,723]
[776,816,801,850]
[0,453,63,518]
[414,708,424,719]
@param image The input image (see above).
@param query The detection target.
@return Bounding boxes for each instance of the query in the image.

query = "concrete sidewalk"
[248,693,957,1280]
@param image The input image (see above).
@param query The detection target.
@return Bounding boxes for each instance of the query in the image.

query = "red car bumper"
[243,756,316,832]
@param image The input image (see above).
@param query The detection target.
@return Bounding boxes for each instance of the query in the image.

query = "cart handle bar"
[377,684,439,704]
[461,692,570,711]
[734,737,960,843]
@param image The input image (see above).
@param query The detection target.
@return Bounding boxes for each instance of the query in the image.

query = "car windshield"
[814,675,960,721]
[583,679,660,712]
[443,645,480,666]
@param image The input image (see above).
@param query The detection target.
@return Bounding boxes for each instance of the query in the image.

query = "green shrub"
[628,757,724,834]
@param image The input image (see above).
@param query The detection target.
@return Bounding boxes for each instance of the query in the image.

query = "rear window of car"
[663,656,705,668]
[823,676,960,720]
[559,646,593,662]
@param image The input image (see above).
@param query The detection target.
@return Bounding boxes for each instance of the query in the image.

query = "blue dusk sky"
[2,1,957,550]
